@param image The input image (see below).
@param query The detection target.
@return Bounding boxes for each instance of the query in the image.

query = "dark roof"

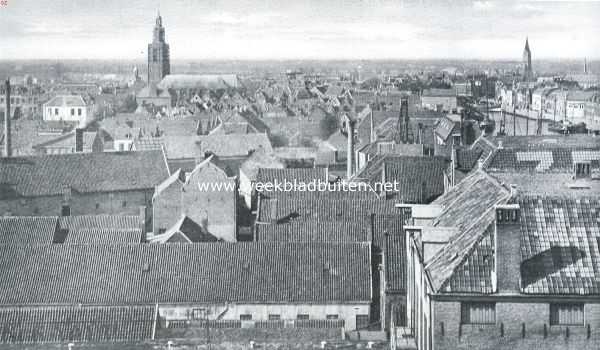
[257,191,393,224]
[356,155,448,203]
[519,196,600,295]
[434,117,458,142]
[0,215,141,245]
[0,217,57,245]
[0,243,371,305]
[456,149,483,171]
[256,220,370,242]
[470,136,497,163]
[486,148,600,173]
[0,151,169,197]
[64,228,143,244]
[490,135,600,149]
[0,305,155,343]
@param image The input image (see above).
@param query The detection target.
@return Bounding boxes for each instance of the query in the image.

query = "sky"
[0,0,599,60]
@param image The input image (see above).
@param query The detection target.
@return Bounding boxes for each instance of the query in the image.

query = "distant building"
[522,37,534,81]
[42,95,90,123]
[147,12,170,85]
[421,89,457,113]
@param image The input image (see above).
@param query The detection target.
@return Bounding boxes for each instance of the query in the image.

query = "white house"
[43,95,91,123]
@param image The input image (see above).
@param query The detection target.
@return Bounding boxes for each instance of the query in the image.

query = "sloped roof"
[256,220,371,242]
[434,116,458,142]
[0,151,169,197]
[0,305,155,343]
[422,88,456,98]
[43,95,87,107]
[0,242,371,305]
[485,148,600,173]
[0,217,58,245]
[149,215,218,243]
[519,196,600,295]
[256,168,327,185]
[64,228,142,244]
[426,170,511,292]
[198,133,273,158]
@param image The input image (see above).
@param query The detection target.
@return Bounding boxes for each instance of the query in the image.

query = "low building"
[0,242,372,338]
[42,95,91,123]
[0,151,169,231]
[421,89,457,113]
[566,90,596,125]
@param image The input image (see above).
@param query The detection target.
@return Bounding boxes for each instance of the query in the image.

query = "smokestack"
[4,79,11,157]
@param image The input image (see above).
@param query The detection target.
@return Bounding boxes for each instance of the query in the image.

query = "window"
[191,308,206,320]
[95,203,100,210]
[240,314,252,321]
[78,108,82,116]
[356,314,370,330]
[70,108,75,116]
[61,205,71,217]
[550,303,584,326]
[297,314,309,320]
[122,201,127,208]
[55,108,59,115]
[268,314,281,321]
[326,314,339,320]
[574,162,591,178]
[461,302,496,324]
[119,143,125,152]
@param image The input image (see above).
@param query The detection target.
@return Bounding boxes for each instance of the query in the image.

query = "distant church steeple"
[522,37,533,81]
[584,57,588,74]
[147,11,170,85]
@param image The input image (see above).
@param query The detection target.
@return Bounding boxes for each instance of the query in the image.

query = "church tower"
[147,12,170,85]
[522,37,533,81]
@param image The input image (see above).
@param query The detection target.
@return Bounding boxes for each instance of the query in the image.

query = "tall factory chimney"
[4,79,11,157]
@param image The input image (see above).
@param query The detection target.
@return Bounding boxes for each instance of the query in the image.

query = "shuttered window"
[550,303,584,326]
[461,302,496,324]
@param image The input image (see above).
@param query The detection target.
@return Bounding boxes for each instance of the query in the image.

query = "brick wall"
[434,300,600,350]
[153,181,183,233]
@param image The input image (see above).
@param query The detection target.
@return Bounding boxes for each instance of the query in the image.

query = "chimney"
[494,204,521,293]
[139,205,147,241]
[4,79,11,157]
[75,128,84,153]
[346,115,355,180]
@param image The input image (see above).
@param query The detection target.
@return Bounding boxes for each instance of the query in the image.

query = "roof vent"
[142,262,150,272]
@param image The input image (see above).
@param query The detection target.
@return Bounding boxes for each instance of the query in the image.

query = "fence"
[166,319,344,330]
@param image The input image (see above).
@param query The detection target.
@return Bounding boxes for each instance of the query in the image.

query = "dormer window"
[574,162,591,179]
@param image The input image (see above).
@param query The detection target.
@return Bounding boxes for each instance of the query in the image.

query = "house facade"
[42,95,91,123]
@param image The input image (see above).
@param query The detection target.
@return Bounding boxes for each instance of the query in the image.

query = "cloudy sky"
[0,0,599,60]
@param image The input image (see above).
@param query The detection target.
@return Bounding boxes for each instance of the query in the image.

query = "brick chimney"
[4,79,11,157]
[345,114,355,180]
[494,204,521,293]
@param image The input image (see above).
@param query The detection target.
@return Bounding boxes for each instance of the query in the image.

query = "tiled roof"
[426,170,511,291]
[0,151,169,197]
[470,135,497,163]
[58,215,141,231]
[255,220,371,242]
[199,133,273,158]
[64,228,142,244]
[455,149,483,171]
[0,217,57,245]
[0,243,371,305]
[356,155,448,203]
[255,168,327,185]
[519,196,600,295]
[486,148,600,172]
[257,191,391,224]
[149,215,218,243]
[434,116,457,142]
[376,215,406,293]
[490,135,600,149]
[490,172,600,197]
[0,305,155,343]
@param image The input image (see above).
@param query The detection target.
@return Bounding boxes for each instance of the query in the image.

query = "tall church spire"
[522,37,533,81]
[147,12,170,85]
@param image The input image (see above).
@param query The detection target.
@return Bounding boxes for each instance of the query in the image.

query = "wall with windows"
[566,100,587,125]
[157,303,371,331]
[43,104,89,122]
[433,300,600,350]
